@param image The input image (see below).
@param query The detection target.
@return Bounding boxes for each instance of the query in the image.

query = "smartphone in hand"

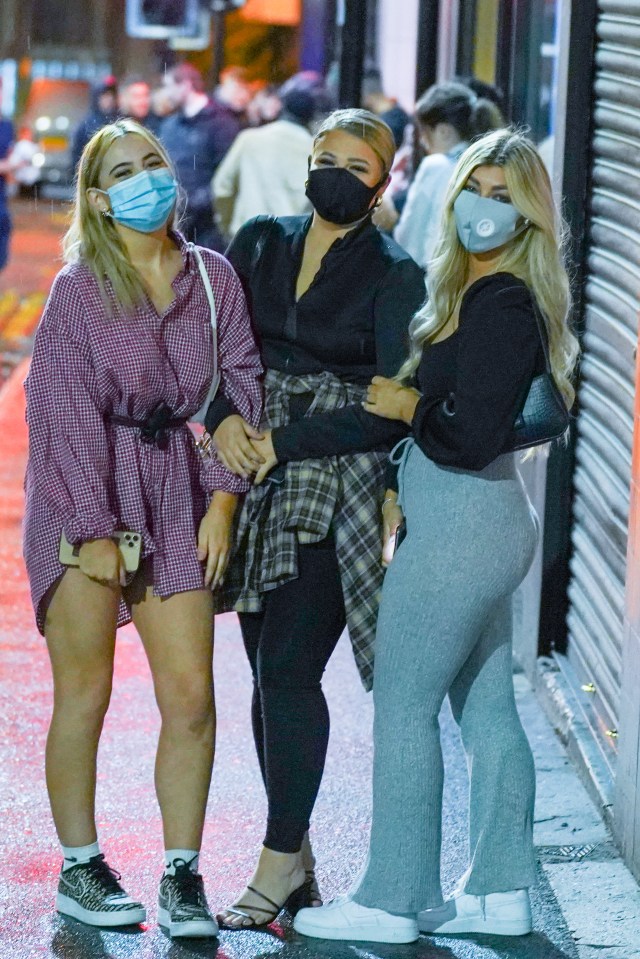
[383,519,407,567]
[393,519,407,554]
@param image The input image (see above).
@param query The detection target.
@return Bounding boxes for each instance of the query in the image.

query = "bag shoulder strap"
[189,244,221,424]
[530,295,553,374]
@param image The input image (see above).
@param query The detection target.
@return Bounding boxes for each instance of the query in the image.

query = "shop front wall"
[563,0,640,877]
[615,329,640,874]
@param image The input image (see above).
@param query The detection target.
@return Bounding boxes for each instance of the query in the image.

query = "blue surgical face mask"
[453,188,530,253]
[101,167,178,233]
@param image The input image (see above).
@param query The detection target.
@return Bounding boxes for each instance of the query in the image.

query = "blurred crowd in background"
[0,60,507,271]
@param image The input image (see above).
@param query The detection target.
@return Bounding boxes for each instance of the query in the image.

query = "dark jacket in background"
[71,84,119,175]
[126,112,163,138]
[160,100,241,252]
[0,118,15,270]
[380,104,410,150]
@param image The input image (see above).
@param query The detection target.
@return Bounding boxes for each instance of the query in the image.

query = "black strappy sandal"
[305,869,323,907]
[217,880,312,930]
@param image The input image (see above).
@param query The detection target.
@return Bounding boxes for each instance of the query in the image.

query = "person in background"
[9,126,41,197]
[457,75,507,122]
[373,120,416,232]
[294,129,579,945]
[150,84,176,123]
[246,84,282,127]
[393,82,502,270]
[212,82,315,241]
[119,75,162,136]
[71,76,118,176]
[0,97,16,272]
[208,108,425,931]
[161,63,240,251]
[377,77,506,238]
[362,68,410,150]
[23,118,262,938]
[214,66,253,128]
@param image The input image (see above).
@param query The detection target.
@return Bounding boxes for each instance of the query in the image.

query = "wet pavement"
[0,200,583,959]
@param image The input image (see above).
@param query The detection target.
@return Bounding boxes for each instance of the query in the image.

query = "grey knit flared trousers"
[353,441,539,914]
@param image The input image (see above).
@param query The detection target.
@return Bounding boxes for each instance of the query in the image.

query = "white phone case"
[58,531,142,573]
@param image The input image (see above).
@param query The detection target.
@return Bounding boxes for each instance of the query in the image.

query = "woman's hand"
[381,491,404,567]
[212,414,264,478]
[363,376,421,423]
[79,538,126,587]
[250,430,278,485]
[197,491,238,589]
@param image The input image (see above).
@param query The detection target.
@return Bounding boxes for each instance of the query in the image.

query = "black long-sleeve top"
[205,214,426,461]
[408,272,546,473]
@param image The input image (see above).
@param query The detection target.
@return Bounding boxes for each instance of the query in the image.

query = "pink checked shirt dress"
[23,235,263,633]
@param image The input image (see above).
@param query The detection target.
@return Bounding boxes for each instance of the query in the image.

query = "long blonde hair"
[63,119,180,312]
[398,128,579,410]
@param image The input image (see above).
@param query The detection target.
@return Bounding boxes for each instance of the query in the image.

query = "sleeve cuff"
[202,458,251,495]
[385,459,399,491]
[270,425,292,464]
[63,512,117,546]
[205,395,238,435]
[213,473,251,494]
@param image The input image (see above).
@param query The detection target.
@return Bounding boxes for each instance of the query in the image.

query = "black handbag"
[507,302,570,452]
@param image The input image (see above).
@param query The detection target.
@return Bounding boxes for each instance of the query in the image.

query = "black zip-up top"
[206,214,426,462]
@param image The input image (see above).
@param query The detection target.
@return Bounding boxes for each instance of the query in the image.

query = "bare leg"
[128,583,215,849]
[44,570,119,846]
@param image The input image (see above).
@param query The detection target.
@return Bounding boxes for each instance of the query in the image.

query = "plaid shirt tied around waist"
[219,367,388,691]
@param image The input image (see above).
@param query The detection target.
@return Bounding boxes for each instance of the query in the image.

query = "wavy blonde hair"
[63,118,180,312]
[398,128,579,410]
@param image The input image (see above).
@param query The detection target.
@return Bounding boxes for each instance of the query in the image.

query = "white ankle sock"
[61,841,101,872]
[164,849,199,876]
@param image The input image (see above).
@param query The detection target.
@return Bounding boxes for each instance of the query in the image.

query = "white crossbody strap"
[190,244,221,425]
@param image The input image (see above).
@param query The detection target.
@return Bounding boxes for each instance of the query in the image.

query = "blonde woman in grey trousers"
[294,129,579,944]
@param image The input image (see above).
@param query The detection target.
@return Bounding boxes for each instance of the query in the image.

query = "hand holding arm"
[212,414,264,478]
[363,376,421,423]
[251,430,278,485]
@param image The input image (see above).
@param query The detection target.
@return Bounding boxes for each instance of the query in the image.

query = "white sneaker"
[418,889,532,936]
[294,895,419,943]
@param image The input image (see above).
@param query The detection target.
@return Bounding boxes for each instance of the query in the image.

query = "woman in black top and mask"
[205,109,425,928]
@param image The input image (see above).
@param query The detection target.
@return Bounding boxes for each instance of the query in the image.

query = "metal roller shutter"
[563,0,640,770]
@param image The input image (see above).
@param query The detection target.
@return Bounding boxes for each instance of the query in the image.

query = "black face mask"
[305,167,385,225]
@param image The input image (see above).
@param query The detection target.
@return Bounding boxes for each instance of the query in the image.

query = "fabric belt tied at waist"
[109,402,188,450]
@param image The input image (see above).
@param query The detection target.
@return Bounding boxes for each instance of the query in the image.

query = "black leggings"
[239,537,347,853]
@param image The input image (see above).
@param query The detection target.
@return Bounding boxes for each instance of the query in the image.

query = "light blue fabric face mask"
[453,188,530,253]
[101,168,178,233]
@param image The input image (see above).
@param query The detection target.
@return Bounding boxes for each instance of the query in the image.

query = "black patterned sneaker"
[56,854,146,927]
[158,861,218,937]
